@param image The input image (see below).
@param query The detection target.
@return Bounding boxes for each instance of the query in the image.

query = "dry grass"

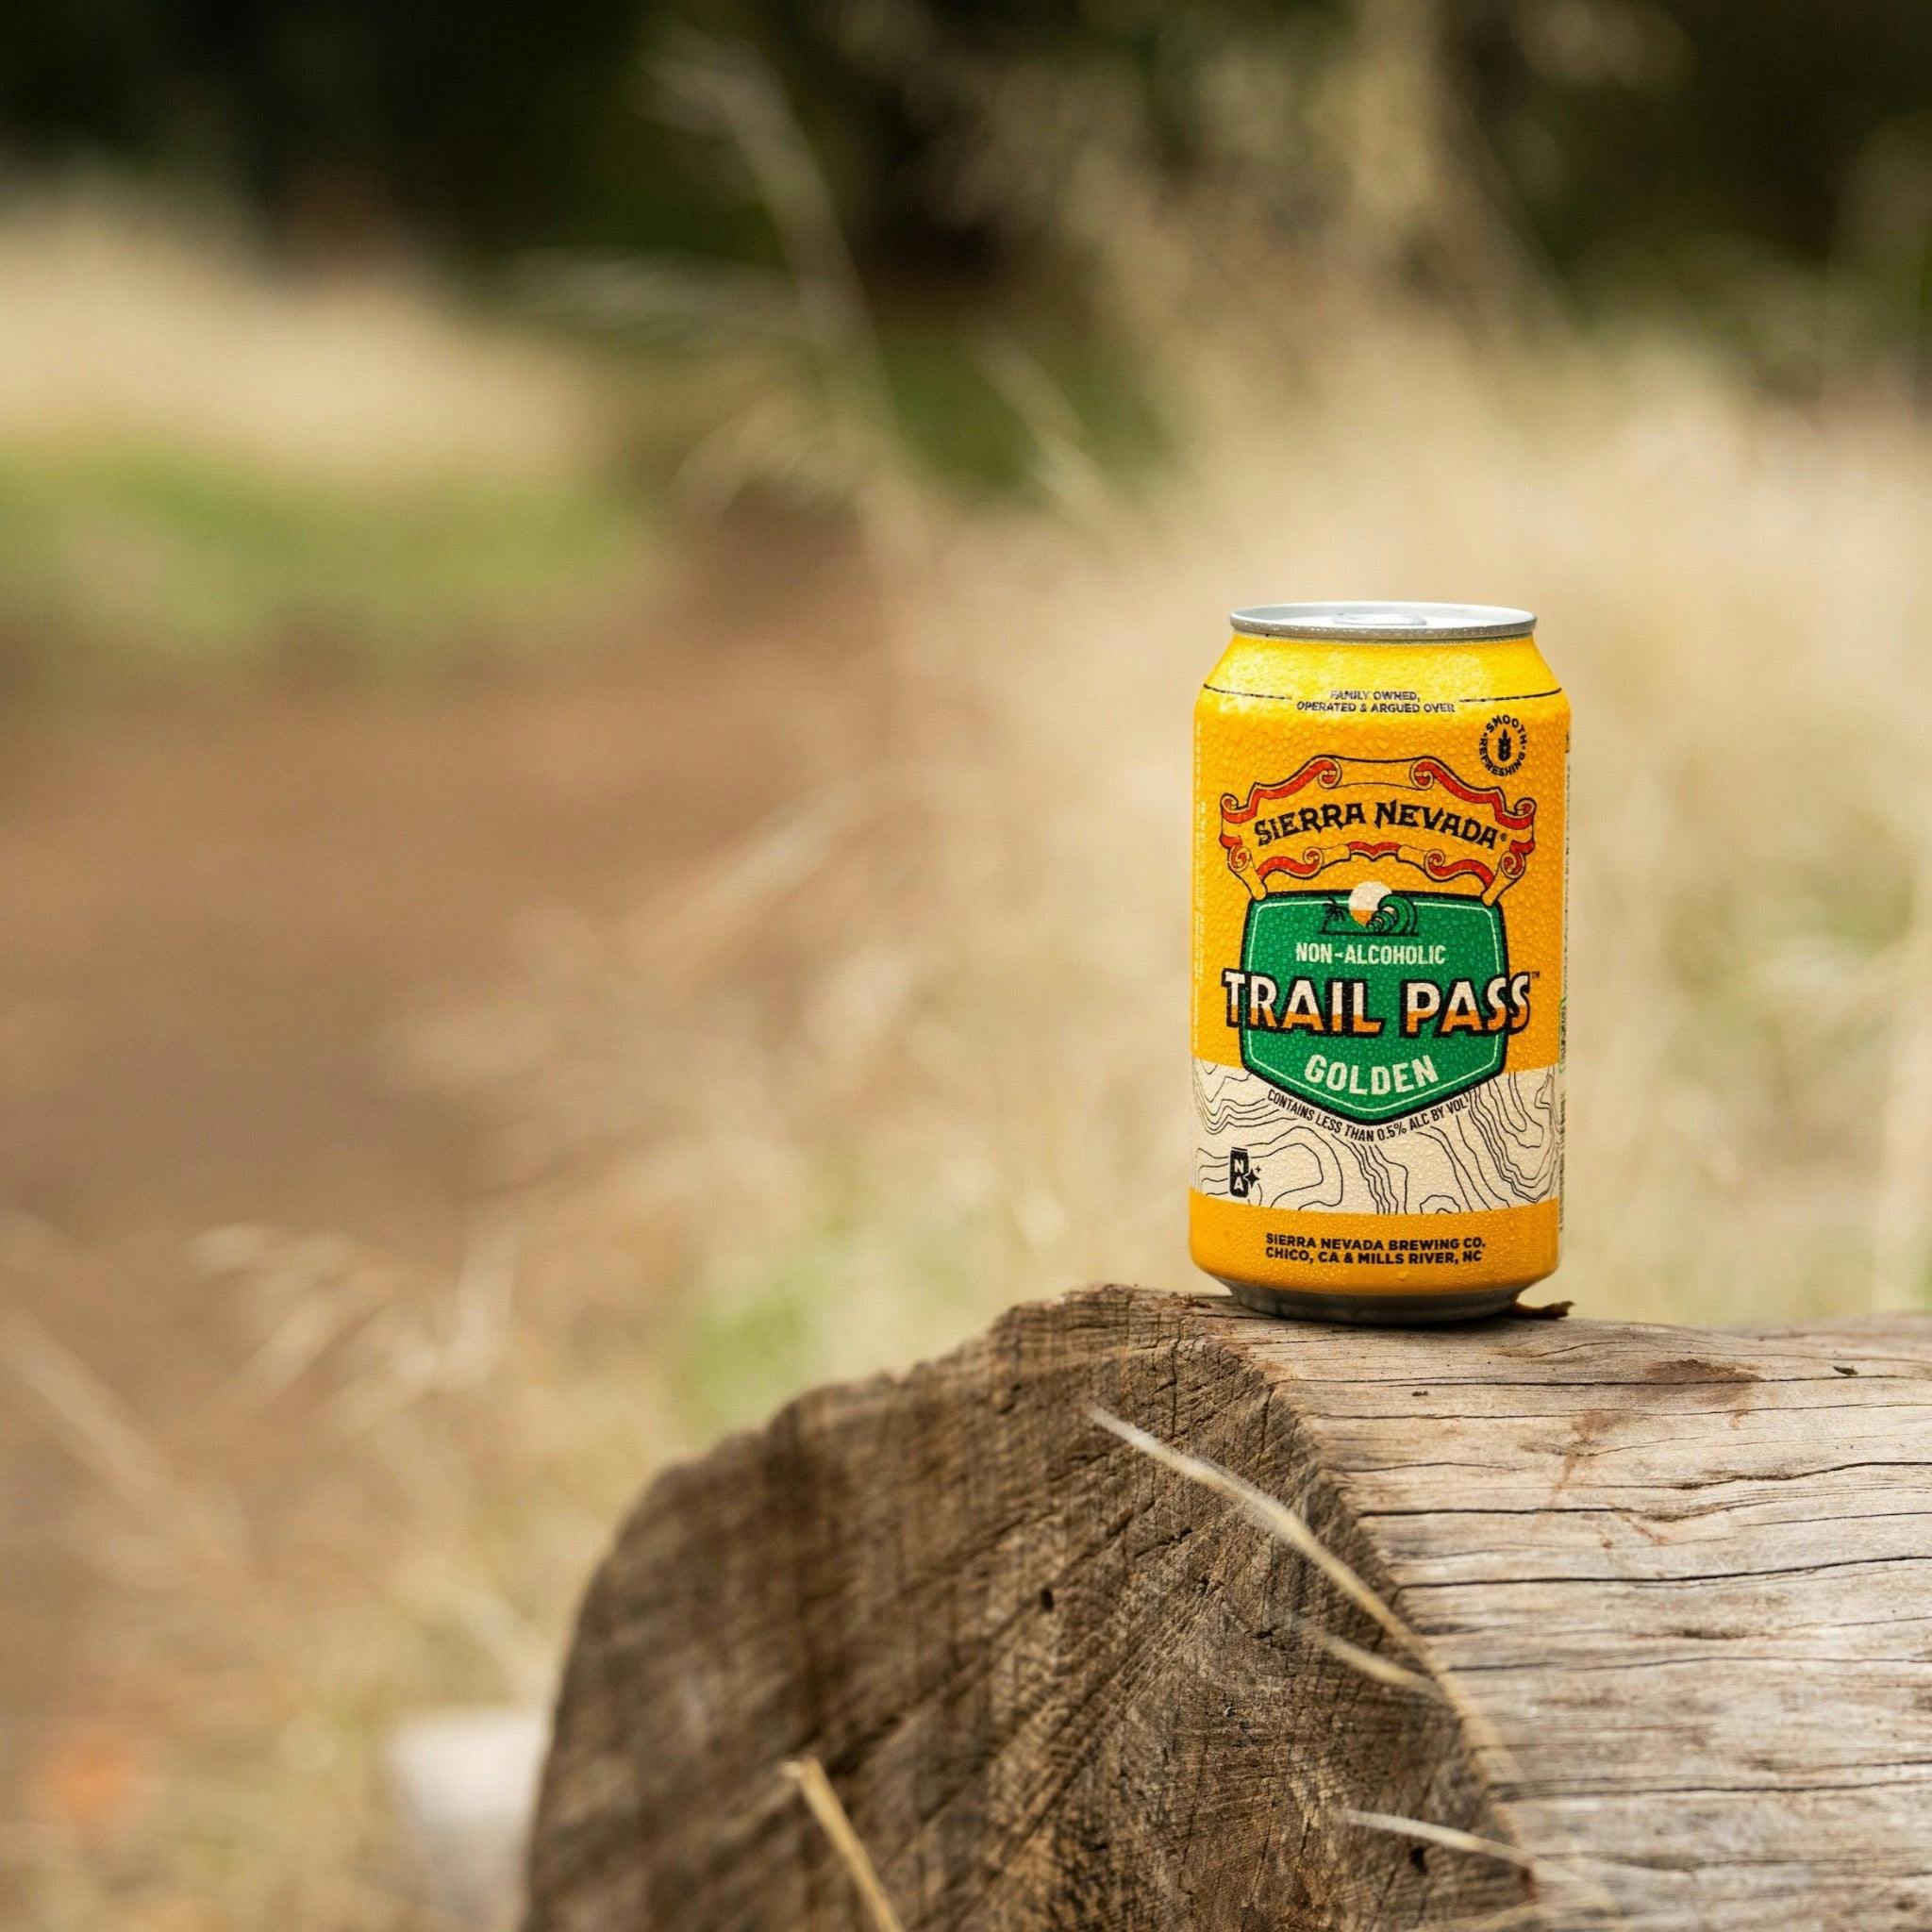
[0,188,643,676]
[9,175,1932,1927]
[0,187,603,484]
[779,1757,908,1932]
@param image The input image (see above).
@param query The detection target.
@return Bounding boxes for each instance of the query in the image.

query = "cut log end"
[526,1285,1932,1931]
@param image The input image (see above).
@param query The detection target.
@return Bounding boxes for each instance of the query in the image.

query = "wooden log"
[525,1286,1932,1932]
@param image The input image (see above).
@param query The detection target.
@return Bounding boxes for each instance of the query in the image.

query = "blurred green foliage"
[669,1169,993,1439]
[1465,2,1932,274]
[0,446,640,686]
[877,325,1164,497]
[5,2,1929,337]
[2,2,1926,675]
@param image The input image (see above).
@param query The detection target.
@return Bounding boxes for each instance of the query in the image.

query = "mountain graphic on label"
[1321,883,1418,937]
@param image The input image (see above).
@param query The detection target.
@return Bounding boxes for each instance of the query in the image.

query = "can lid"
[1230,601,1536,642]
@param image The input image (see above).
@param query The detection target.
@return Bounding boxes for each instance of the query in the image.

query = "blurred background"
[2,0,1930,1924]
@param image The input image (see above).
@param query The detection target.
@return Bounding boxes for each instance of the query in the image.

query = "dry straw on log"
[526,1286,1932,1931]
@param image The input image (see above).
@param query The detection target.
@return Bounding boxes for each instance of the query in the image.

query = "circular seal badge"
[1480,712,1526,777]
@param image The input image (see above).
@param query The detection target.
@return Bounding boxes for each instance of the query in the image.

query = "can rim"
[1230,600,1537,642]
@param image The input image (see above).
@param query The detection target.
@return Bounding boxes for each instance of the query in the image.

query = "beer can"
[1191,602,1568,1323]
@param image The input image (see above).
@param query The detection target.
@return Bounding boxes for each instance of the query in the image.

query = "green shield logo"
[1239,890,1510,1124]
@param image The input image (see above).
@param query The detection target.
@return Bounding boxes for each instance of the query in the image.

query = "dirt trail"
[0,529,880,1812]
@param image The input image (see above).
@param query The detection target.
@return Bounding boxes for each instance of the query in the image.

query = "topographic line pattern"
[1192,1058,1561,1212]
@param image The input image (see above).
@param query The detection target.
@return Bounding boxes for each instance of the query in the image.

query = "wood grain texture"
[526,1288,1932,1931]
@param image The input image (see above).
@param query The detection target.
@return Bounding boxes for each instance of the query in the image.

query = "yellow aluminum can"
[1191,602,1568,1323]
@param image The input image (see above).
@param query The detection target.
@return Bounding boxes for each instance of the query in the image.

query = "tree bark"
[526,1285,1932,1931]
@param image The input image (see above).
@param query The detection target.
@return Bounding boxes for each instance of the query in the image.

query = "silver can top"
[1230,600,1536,642]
